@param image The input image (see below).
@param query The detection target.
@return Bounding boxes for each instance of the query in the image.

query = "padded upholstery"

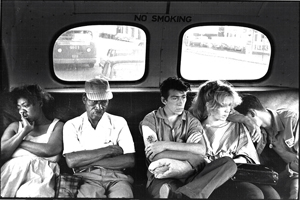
[246,90,298,112]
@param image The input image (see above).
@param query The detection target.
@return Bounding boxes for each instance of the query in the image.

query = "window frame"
[51,24,149,84]
[178,23,274,84]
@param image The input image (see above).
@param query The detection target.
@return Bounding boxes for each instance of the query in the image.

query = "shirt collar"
[82,112,112,129]
[267,108,285,135]
[156,107,187,121]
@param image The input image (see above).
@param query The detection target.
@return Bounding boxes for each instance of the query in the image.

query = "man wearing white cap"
[62,78,135,198]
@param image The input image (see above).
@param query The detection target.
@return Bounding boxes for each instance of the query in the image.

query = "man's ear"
[248,109,257,117]
[82,95,87,104]
[161,97,167,105]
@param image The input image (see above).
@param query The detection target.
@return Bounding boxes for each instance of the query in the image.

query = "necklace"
[269,142,273,149]
[268,132,274,148]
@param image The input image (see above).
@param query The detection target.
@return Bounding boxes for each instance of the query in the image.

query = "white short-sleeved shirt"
[63,112,135,155]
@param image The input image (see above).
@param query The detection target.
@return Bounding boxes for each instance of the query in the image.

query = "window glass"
[181,26,271,80]
[53,25,146,81]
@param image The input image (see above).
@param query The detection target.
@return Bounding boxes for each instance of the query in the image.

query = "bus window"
[53,25,146,81]
[180,26,271,80]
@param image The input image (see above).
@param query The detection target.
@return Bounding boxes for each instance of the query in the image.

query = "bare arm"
[142,125,205,161]
[77,153,135,170]
[152,150,204,168]
[19,121,64,157]
[65,145,123,168]
[1,122,30,161]
[145,141,205,160]
[228,109,261,142]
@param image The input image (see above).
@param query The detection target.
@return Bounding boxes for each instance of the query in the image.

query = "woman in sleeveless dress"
[1,84,64,197]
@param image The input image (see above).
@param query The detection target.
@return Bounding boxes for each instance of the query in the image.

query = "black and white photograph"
[1,1,298,199]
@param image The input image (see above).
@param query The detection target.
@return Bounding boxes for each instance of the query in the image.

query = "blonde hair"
[189,80,242,121]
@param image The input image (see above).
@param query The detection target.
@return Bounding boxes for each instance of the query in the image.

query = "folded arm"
[152,150,204,169]
[19,121,64,157]
[1,122,28,161]
[64,145,124,169]
[142,125,206,162]
[77,153,135,171]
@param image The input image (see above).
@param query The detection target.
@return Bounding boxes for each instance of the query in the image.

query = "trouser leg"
[107,180,133,198]
[288,178,299,199]
[147,178,184,198]
[176,157,237,198]
[77,178,106,198]
[275,169,299,199]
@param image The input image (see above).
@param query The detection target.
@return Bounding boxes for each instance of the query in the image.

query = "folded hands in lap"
[148,158,194,179]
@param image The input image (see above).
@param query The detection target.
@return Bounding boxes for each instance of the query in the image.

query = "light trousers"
[75,167,133,198]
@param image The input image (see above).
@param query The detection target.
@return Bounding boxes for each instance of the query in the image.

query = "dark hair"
[10,84,55,119]
[235,93,265,115]
[159,77,191,99]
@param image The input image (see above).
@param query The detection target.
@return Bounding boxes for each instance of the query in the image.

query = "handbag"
[231,163,279,185]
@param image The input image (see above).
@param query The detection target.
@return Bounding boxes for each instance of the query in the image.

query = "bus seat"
[1,89,298,198]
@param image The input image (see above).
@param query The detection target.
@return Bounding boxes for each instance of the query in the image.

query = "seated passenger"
[235,93,299,199]
[189,80,280,199]
[1,84,64,197]
[140,77,237,198]
[62,77,135,198]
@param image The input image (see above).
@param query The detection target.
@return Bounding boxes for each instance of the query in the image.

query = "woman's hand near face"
[19,110,34,134]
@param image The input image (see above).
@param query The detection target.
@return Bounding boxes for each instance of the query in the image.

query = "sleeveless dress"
[1,118,61,197]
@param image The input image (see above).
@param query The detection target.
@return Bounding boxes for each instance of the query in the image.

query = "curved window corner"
[180,26,271,80]
[53,25,146,82]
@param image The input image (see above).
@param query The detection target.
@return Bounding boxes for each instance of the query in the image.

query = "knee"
[237,182,264,199]
[221,156,236,166]
[220,157,237,174]
[109,185,133,198]
[117,190,133,198]
[247,188,264,199]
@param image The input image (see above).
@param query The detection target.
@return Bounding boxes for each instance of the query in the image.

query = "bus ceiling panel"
[169,2,265,16]
[9,1,168,16]
[73,1,168,14]
[169,2,298,22]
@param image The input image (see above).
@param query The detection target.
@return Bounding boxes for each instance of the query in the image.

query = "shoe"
[159,183,171,198]
[159,183,189,199]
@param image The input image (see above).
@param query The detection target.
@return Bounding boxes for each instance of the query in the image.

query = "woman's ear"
[205,102,210,111]
[205,102,212,116]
